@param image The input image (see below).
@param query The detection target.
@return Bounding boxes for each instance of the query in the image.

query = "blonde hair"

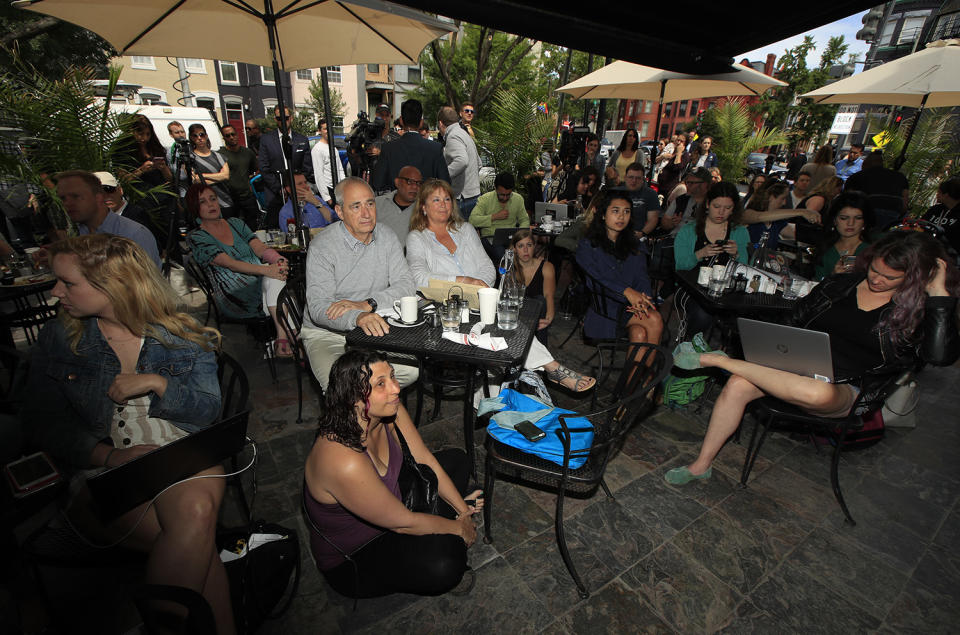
[409,179,462,233]
[48,235,221,353]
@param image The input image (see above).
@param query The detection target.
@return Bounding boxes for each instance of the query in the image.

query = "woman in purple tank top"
[304,350,483,598]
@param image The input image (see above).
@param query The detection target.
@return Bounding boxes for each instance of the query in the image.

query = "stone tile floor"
[8,271,960,633]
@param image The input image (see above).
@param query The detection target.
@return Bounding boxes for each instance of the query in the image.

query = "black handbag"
[395,425,440,515]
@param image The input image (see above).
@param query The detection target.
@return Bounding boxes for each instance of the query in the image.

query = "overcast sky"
[736,11,872,71]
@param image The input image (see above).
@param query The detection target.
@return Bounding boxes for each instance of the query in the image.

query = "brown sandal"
[545,365,596,393]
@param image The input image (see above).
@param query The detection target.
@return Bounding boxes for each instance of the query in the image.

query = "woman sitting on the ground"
[813,191,874,280]
[666,231,959,485]
[575,188,663,348]
[303,350,483,598]
[23,235,234,633]
[509,228,555,345]
[406,179,596,392]
[185,183,291,357]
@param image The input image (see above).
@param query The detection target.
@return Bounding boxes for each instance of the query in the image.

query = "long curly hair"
[585,188,638,261]
[694,181,744,238]
[317,349,391,452]
[858,231,960,346]
[49,235,221,353]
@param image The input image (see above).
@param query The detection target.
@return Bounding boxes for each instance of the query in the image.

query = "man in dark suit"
[370,99,449,193]
[258,105,314,228]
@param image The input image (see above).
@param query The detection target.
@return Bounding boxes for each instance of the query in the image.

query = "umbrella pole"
[894,93,928,171]
[648,79,666,182]
[266,11,304,241]
[553,48,573,143]
[320,67,340,201]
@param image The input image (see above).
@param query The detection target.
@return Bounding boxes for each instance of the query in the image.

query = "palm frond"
[707,98,787,182]
[474,86,553,193]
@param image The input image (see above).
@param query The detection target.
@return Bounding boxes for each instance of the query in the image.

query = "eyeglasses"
[398,177,423,187]
[101,185,117,193]
[275,115,291,122]
[462,108,474,114]
[223,132,238,137]
[245,126,255,131]
[191,132,207,138]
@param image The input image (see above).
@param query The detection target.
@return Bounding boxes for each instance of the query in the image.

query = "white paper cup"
[697,266,711,285]
[711,264,726,280]
[478,288,500,325]
[392,296,418,323]
[255,230,269,243]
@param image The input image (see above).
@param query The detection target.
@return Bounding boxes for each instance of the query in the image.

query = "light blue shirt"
[278,200,339,229]
[405,223,495,288]
[835,156,863,182]
[78,210,161,267]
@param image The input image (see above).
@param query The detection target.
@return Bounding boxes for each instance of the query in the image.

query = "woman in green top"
[673,181,750,271]
[814,191,874,281]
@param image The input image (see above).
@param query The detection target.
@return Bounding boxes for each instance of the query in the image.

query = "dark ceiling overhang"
[389,0,879,74]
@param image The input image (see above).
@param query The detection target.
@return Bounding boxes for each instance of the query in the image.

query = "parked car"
[745,152,787,179]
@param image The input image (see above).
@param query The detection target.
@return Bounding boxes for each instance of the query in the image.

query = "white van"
[109,104,225,151]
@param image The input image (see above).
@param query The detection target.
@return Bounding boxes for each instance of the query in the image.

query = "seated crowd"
[4,103,960,628]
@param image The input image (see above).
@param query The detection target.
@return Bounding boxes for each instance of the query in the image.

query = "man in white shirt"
[310,120,346,207]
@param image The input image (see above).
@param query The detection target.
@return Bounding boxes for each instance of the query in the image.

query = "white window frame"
[296,69,313,81]
[219,61,239,85]
[261,66,276,85]
[406,66,421,83]
[640,121,649,138]
[183,58,206,74]
[137,87,168,104]
[326,66,342,84]
[263,98,278,115]
[130,56,156,70]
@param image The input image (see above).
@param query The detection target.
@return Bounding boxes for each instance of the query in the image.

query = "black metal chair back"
[217,351,250,419]
[276,275,319,423]
[184,257,221,329]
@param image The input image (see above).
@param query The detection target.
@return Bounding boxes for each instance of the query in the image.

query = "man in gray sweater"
[301,177,419,390]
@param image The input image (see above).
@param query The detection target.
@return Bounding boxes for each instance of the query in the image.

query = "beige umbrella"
[802,39,960,167]
[14,0,453,238]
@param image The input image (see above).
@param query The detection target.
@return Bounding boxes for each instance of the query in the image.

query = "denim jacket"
[22,317,221,468]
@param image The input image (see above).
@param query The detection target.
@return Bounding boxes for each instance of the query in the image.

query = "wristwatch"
[366,297,377,312]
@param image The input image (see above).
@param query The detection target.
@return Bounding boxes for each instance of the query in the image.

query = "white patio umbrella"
[556,60,786,176]
[13,0,454,235]
[802,39,960,168]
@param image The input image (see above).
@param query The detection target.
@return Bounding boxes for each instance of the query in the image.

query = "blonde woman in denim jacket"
[22,235,234,633]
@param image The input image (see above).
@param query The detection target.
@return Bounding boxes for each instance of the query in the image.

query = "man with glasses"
[310,120,346,207]
[459,101,476,138]
[300,176,418,392]
[220,124,261,229]
[622,163,660,238]
[258,105,314,228]
[166,121,187,165]
[438,105,480,220]
[245,119,262,155]
[371,99,449,194]
[661,167,711,235]
[93,171,164,251]
[375,165,422,243]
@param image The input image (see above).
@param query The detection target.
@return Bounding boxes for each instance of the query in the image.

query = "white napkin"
[441,321,508,351]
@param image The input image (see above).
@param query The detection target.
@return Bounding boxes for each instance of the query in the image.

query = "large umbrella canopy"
[12,0,455,70]
[556,60,787,101]
[802,39,960,107]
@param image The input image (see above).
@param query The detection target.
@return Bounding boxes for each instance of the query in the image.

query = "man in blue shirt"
[278,171,339,229]
[55,170,161,267]
[835,143,864,182]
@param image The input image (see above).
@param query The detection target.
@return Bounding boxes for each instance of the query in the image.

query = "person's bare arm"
[539,260,556,330]
[740,208,820,225]
[211,252,285,280]
[642,209,658,235]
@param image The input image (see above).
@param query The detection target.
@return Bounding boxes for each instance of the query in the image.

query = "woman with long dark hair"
[797,175,843,215]
[303,350,482,598]
[800,145,837,189]
[813,191,874,280]
[667,231,959,484]
[605,127,644,183]
[122,114,173,187]
[576,188,663,347]
[509,228,555,345]
[180,123,235,219]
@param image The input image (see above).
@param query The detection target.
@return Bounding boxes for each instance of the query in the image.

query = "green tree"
[1,4,115,79]
[410,23,538,122]
[305,77,346,123]
[532,46,606,128]
[707,98,788,183]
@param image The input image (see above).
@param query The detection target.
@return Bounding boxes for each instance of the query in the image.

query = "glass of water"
[497,297,520,330]
[440,302,461,332]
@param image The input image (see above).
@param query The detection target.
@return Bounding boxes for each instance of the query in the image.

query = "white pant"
[524,337,554,370]
[299,325,419,392]
[261,276,285,312]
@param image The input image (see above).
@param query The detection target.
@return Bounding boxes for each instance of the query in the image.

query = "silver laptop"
[534,201,569,223]
[737,318,834,383]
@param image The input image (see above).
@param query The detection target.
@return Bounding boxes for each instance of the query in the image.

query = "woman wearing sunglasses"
[179,123,235,220]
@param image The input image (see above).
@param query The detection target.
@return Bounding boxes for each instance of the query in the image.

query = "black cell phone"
[515,420,546,442]
[715,239,726,245]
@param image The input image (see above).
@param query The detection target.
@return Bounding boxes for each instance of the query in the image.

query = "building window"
[327,66,342,83]
[296,69,313,81]
[131,56,155,70]
[878,20,897,46]
[367,64,379,73]
[664,102,673,116]
[674,123,684,135]
[407,66,421,83]
[332,115,344,136]
[644,101,652,114]
[690,100,699,115]
[183,58,206,73]
[196,97,215,112]
[898,15,927,44]
[679,101,688,116]
[140,92,163,105]
[261,66,275,84]
[640,121,649,138]
[219,61,239,84]
[659,124,670,139]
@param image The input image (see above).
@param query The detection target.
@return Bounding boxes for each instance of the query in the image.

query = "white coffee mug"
[392,296,418,323]
[478,288,500,325]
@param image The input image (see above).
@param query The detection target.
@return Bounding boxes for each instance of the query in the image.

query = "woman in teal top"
[674,181,749,271]
[814,191,874,280]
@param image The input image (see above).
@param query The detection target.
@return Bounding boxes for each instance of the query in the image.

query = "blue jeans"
[458,195,479,221]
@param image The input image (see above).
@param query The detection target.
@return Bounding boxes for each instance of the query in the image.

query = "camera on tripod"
[558,126,590,172]
[346,111,385,155]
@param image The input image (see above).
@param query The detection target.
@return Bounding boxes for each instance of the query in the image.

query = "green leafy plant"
[877,110,959,217]
[706,98,788,183]
[474,86,553,194]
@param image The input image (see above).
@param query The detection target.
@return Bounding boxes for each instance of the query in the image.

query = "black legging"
[321,448,472,598]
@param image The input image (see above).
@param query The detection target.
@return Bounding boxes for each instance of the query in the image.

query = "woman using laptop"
[22,235,234,633]
[667,231,959,485]
[304,350,482,597]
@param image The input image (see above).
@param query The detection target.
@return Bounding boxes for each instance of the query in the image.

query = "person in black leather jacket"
[666,231,959,485]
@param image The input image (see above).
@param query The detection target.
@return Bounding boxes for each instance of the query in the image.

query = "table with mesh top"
[346,298,543,473]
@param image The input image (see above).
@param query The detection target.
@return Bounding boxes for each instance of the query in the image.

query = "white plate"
[386,316,426,328]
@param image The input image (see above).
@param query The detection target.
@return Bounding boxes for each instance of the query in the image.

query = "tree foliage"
[0,5,115,79]
[474,86,554,191]
[753,35,849,147]
[707,98,788,183]
[410,23,538,123]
